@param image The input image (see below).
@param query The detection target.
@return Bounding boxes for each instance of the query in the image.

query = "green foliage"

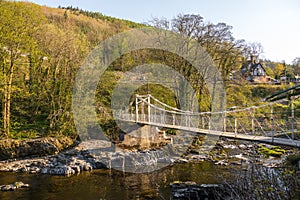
[10,130,39,140]
[0,1,137,139]
[292,58,300,75]
[0,1,45,49]
[136,84,177,107]
[265,66,274,77]
[264,60,297,79]
[250,85,289,99]
[164,129,178,135]
[191,135,205,148]
[99,119,121,141]
[226,84,252,107]
[273,63,285,79]
[0,1,46,136]
[59,6,146,28]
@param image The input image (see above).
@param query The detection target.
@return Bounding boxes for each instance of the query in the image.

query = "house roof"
[249,62,265,71]
[241,60,265,72]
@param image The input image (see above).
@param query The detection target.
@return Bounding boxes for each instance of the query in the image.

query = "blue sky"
[29,0,299,64]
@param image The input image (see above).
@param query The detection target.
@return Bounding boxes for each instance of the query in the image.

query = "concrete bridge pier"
[120,125,171,149]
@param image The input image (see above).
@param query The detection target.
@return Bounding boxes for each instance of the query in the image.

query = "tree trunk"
[4,60,14,137]
[5,61,14,136]
[2,82,7,136]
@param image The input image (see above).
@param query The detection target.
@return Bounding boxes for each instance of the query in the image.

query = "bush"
[285,153,300,166]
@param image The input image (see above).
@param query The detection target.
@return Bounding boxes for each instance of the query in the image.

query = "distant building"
[241,55,271,83]
[294,75,300,83]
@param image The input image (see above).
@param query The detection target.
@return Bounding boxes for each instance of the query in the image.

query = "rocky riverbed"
[0,139,175,175]
[180,139,295,168]
[0,138,297,176]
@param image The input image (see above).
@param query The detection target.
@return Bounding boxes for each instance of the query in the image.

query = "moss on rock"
[0,136,75,160]
[257,144,286,158]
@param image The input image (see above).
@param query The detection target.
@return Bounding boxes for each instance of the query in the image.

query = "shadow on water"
[0,162,233,200]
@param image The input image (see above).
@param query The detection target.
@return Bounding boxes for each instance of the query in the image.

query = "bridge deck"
[120,119,300,148]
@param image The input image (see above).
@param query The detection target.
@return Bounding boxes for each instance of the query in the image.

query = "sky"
[28,0,300,64]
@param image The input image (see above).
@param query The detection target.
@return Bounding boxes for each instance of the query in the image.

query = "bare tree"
[248,42,264,57]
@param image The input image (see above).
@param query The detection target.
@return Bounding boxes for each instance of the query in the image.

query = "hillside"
[0,1,295,146]
[0,1,145,140]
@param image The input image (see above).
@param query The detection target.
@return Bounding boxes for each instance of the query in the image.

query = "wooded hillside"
[0,1,296,141]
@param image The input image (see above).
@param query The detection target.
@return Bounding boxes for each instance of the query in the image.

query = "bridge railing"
[114,94,299,144]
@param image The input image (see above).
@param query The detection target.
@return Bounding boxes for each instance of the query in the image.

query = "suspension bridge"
[114,88,300,148]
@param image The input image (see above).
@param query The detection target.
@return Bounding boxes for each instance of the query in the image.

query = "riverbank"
[0,138,297,176]
[0,136,75,160]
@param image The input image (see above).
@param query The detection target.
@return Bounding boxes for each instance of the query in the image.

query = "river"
[0,162,232,200]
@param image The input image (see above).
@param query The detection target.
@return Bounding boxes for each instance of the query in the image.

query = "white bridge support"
[113,94,300,148]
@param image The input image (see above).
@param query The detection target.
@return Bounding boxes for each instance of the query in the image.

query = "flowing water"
[0,162,233,200]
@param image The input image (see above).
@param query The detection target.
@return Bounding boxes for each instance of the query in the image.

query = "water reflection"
[0,162,232,200]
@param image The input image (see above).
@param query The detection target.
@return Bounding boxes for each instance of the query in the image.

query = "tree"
[35,21,88,134]
[172,14,204,38]
[285,65,295,79]
[292,57,300,75]
[0,1,45,136]
[264,66,274,78]
[273,63,285,79]
[248,42,264,57]
[150,14,246,110]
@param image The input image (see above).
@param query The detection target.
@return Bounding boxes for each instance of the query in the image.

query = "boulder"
[48,166,75,176]
[171,181,220,200]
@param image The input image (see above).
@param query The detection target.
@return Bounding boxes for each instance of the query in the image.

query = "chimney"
[250,55,254,64]
[250,54,257,64]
